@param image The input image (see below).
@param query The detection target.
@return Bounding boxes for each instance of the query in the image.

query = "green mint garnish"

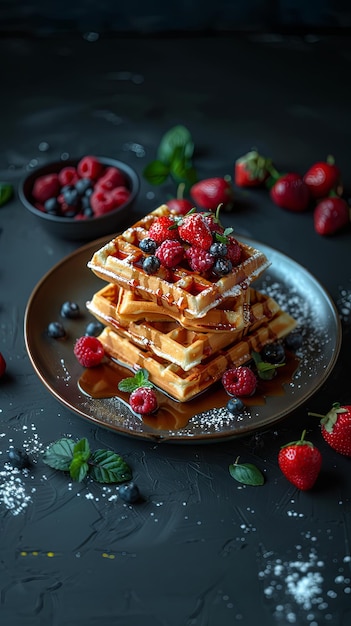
[229,457,265,486]
[118,367,154,393]
[43,437,132,484]
[251,350,285,381]
[0,183,13,207]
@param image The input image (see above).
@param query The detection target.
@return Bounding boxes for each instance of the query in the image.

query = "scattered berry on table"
[190,177,234,210]
[142,255,161,275]
[8,448,31,469]
[47,321,66,339]
[278,430,322,490]
[119,482,141,504]
[167,198,194,215]
[129,386,158,415]
[303,156,341,199]
[155,239,184,268]
[74,336,105,367]
[222,366,257,397]
[85,320,105,337]
[226,396,245,414]
[309,402,351,457]
[313,196,350,236]
[185,246,214,272]
[234,150,272,187]
[0,352,6,378]
[261,341,286,364]
[60,301,81,319]
[139,237,157,254]
[270,173,310,212]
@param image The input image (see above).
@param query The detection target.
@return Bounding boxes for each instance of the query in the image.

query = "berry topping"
[139,237,157,254]
[226,396,245,414]
[60,301,81,319]
[74,336,105,367]
[222,366,257,397]
[119,482,141,503]
[129,386,158,415]
[148,215,178,243]
[209,242,228,257]
[47,321,66,339]
[185,246,214,272]
[212,257,233,276]
[142,255,161,275]
[0,352,6,378]
[155,239,184,268]
[85,320,105,337]
[178,212,213,250]
[261,341,286,364]
[226,237,242,266]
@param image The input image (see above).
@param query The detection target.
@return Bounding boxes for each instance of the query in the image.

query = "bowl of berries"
[18,155,140,241]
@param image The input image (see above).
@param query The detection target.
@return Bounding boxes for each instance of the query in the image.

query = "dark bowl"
[18,156,140,241]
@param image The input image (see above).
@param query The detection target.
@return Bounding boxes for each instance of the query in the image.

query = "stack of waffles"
[86,205,297,402]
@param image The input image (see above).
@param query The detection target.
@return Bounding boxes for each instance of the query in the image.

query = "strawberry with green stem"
[304,155,342,199]
[309,402,351,457]
[234,150,273,187]
[278,430,322,490]
[166,182,194,216]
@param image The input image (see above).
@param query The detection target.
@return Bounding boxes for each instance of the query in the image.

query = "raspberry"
[155,239,184,268]
[32,173,60,203]
[129,386,158,415]
[185,246,214,272]
[109,186,130,209]
[148,216,178,243]
[178,213,213,250]
[90,189,115,216]
[0,352,6,378]
[77,156,104,180]
[74,336,105,367]
[226,237,242,266]
[58,166,79,187]
[96,166,127,191]
[222,366,257,397]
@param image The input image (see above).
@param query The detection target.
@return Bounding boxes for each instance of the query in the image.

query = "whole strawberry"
[278,430,322,490]
[0,352,6,378]
[235,150,272,187]
[190,177,234,211]
[313,196,350,236]
[167,198,194,216]
[303,156,341,199]
[178,212,213,250]
[309,403,351,457]
[148,215,178,243]
[270,173,310,212]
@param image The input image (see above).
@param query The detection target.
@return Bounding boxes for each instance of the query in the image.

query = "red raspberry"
[0,352,6,378]
[222,366,257,397]
[155,239,184,268]
[148,216,178,243]
[109,186,130,208]
[185,246,214,272]
[96,166,127,191]
[74,336,105,367]
[90,189,115,216]
[77,156,104,180]
[32,173,60,203]
[58,166,79,187]
[178,213,213,250]
[129,387,158,415]
[226,237,242,266]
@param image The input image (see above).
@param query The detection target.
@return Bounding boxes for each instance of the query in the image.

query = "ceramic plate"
[24,236,342,443]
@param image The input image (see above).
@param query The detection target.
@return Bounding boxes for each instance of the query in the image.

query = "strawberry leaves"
[43,437,132,483]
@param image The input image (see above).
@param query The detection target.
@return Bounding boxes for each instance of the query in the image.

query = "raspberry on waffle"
[95,303,297,402]
[87,205,270,319]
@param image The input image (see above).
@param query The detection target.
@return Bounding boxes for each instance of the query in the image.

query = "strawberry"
[167,198,194,216]
[270,173,311,212]
[0,352,6,378]
[178,212,213,250]
[234,150,272,187]
[190,177,234,210]
[303,156,341,199]
[313,196,350,236]
[278,430,322,490]
[309,403,351,457]
[148,215,178,243]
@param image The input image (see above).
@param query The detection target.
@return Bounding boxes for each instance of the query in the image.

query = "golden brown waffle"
[87,282,251,332]
[87,205,270,319]
[96,304,297,402]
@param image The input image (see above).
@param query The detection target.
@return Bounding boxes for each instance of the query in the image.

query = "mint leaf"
[73,437,90,461]
[89,450,132,484]
[118,368,153,392]
[69,456,89,482]
[157,125,194,164]
[43,438,75,471]
[229,461,265,486]
[0,183,13,207]
[251,350,284,380]
[143,160,170,185]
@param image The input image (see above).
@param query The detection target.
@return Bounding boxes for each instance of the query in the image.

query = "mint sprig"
[0,183,13,207]
[251,350,285,381]
[43,437,132,484]
[143,125,198,192]
[118,368,154,393]
[229,456,265,486]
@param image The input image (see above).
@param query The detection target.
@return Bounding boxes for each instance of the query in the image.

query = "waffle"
[87,282,251,332]
[87,205,270,319]
[96,304,297,402]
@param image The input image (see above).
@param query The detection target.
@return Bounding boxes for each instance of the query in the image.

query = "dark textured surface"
[1,33,351,626]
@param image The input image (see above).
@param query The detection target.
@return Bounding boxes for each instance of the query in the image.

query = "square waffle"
[95,303,297,402]
[87,205,270,319]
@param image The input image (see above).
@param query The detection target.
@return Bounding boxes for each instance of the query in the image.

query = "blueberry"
[261,341,285,364]
[85,321,104,337]
[8,448,31,469]
[142,255,160,275]
[284,330,303,352]
[209,242,227,257]
[227,396,244,414]
[82,205,94,218]
[75,178,93,195]
[213,258,233,276]
[61,301,81,319]
[63,188,80,207]
[44,197,60,214]
[139,238,157,254]
[119,482,141,504]
[47,321,66,339]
